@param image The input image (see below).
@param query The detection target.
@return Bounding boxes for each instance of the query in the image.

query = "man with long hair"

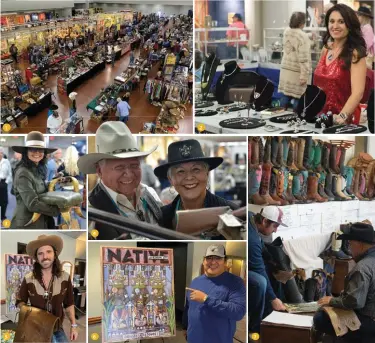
[16,235,78,342]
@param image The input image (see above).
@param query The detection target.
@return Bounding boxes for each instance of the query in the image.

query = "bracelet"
[339,112,348,120]
[203,295,208,302]
[71,324,78,328]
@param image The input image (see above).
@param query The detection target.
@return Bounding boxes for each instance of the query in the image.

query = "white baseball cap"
[259,206,287,227]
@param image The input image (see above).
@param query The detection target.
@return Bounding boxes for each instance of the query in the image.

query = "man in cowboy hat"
[16,234,78,342]
[313,222,375,341]
[77,121,163,240]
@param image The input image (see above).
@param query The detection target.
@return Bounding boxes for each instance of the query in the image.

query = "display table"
[21,92,52,117]
[195,102,370,134]
[57,61,105,95]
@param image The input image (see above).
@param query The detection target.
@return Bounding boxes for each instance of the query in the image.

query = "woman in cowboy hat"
[154,139,239,235]
[10,132,60,229]
[356,6,374,67]
[77,121,163,240]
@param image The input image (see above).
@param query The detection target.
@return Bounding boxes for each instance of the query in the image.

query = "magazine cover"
[101,247,175,342]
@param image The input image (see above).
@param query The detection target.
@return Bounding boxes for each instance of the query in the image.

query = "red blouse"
[313,50,360,124]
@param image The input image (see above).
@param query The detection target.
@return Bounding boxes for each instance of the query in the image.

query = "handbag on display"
[14,305,60,343]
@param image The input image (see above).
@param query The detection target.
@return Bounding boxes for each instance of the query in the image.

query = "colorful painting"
[5,254,34,314]
[101,247,175,342]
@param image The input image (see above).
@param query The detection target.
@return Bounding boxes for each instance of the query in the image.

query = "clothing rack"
[144,79,189,103]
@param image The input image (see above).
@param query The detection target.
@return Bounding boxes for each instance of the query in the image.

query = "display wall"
[1,1,75,12]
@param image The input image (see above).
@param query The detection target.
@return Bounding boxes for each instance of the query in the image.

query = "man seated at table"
[313,222,375,342]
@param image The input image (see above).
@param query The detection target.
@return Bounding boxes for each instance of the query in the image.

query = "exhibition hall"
[1,1,193,134]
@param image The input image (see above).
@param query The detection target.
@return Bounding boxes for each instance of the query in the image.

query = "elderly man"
[47,148,63,181]
[77,121,162,239]
[0,148,12,220]
[183,244,246,343]
[313,222,375,342]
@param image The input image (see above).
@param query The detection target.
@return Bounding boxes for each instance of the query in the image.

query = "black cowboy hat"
[337,222,375,244]
[357,6,373,19]
[154,139,223,179]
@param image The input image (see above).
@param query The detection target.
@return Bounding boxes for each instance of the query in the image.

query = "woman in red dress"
[313,4,367,125]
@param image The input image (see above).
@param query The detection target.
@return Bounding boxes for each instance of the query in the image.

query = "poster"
[5,254,34,313]
[101,247,175,342]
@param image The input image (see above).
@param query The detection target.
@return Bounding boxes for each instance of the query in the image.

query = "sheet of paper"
[263,311,313,328]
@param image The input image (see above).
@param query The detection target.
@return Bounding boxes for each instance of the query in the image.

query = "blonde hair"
[64,146,79,176]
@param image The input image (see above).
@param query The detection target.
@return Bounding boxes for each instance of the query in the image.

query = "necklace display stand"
[215,61,240,105]
[196,53,221,109]
[218,76,273,129]
[322,124,368,134]
[295,85,326,123]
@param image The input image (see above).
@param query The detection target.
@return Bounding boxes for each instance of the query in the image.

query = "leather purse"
[14,305,60,343]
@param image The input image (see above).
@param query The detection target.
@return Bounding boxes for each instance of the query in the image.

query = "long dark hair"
[324,4,367,69]
[33,247,62,281]
[14,149,48,180]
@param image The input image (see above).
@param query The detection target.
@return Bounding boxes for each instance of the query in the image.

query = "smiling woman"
[154,139,239,233]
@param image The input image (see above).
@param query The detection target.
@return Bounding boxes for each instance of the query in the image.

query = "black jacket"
[160,190,239,231]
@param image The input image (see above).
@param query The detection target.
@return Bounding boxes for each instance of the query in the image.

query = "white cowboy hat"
[11,131,57,154]
[77,121,157,174]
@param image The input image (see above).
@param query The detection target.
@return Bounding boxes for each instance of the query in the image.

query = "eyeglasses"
[205,256,224,261]
[111,164,141,173]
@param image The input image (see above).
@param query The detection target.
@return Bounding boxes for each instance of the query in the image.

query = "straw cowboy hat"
[154,139,223,179]
[26,234,63,258]
[11,131,57,154]
[77,121,157,174]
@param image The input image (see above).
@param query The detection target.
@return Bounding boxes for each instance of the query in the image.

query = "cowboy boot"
[250,137,259,169]
[287,139,299,172]
[343,166,355,196]
[283,169,297,204]
[299,170,313,203]
[270,167,289,205]
[263,136,272,164]
[331,175,348,201]
[318,172,331,201]
[330,145,341,174]
[340,175,355,199]
[331,231,352,260]
[277,168,292,204]
[271,137,281,167]
[259,163,281,205]
[335,176,351,200]
[353,169,365,200]
[284,278,305,303]
[296,138,306,170]
[312,139,323,172]
[248,166,268,205]
[287,172,301,204]
[282,137,289,167]
[258,137,264,167]
[248,138,252,166]
[338,147,346,175]
[292,171,306,202]
[307,173,328,202]
[265,237,291,271]
[303,137,314,170]
[294,268,306,296]
[324,171,336,199]
[321,142,331,171]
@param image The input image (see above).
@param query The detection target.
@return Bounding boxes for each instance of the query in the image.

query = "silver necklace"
[221,66,238,84]
[254,80,269,99]
[203,59,216,84]
[302,89,321,118]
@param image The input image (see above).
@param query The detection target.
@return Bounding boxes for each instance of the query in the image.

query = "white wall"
[226,241,246,258]
[367,136,375,158]
[1,1,74,12]
[94,3,192,15]
[0,231,78,302]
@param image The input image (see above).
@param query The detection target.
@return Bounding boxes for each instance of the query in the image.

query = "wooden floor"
[11,50,193,134]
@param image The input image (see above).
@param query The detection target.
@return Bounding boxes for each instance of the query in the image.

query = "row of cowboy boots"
[248,137,348,175]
